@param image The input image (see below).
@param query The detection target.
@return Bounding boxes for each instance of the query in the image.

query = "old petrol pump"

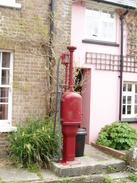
[60,46,82,164]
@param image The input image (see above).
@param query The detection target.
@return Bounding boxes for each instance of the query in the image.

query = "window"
[0,0,21,8]
[85,8,116,42]
[0,52,13,131]
[122,83,137,120]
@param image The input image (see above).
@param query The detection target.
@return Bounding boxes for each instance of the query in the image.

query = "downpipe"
[119,9,129,120]
[49,0,54,116]
[52,58,62,162]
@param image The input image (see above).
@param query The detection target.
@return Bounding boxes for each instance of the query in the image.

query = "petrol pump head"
[60,52,70,65]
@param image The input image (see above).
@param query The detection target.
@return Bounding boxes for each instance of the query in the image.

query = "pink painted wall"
[81,69,91,143]
[89,69,120,142]
[81,67,120,143]
[71,2,137,143]
[71,2,128,68]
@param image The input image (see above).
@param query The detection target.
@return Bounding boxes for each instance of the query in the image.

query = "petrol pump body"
[60,46,82,164]
[61,90,82,162]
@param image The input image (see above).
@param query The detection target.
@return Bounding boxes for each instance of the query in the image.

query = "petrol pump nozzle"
[60,52,70,91]
[60,52,70,65]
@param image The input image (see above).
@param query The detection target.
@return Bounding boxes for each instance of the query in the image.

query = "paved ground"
[0,144,132,183]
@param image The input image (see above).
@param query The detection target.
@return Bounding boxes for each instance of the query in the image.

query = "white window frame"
[85,7,116,42]
[0,0,21,8]
[0,51,16,132]
[122,83,137,120]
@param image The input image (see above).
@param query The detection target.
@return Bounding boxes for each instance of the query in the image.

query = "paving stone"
[0,144,129,183]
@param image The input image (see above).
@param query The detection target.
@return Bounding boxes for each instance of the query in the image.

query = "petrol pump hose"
[52,58,62,162]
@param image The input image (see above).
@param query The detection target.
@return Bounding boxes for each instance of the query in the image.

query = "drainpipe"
[49,0,54,116]
[119,9,129,121]
[49,0,54,85]
[50,0,54,43]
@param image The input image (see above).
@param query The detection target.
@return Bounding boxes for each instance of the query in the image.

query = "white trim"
[122,83,137,119]
[0,0,21,9]
[0,125,17,132]
[9,53,13,123]
[0,51,13,132]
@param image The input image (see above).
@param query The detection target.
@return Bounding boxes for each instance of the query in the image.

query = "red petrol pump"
[60,46,82,164]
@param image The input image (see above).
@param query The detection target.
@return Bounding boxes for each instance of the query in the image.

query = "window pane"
[86,9,92,16]
[108,23,114,39]
[128,84,132,92]
[2,52,10,68]
[0,104,8,120]
[135,84,137,93]
[123,84,126,91]
[86,16,99,38]
[92,9,99,17]
[127,105,131,114]
[122,105,126,114]
[135,95,137,104]
[102,22,108,38]
[110,11,114,18]
[101,21,114,40]
[102,10,109,18]
[135,105,137,114]
[86,19,92,37]
[0,88,9,119]
[0,88,9,103]
[127,96,132,104]
[92,20,99,36]
[102,11,114,19]
[2,70,10,84]
[123,96,126,104]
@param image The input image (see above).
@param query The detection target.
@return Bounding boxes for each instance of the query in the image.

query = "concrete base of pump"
[60,159,81,165]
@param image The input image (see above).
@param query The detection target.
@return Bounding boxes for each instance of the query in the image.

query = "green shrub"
[8,116,59,168]
[96,121,137,150]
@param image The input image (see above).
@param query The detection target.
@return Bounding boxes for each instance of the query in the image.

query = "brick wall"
[0,133,8,158]
[0,0,72,156]
[54,0,72,54]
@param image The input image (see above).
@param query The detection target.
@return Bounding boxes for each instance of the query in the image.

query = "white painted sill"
[0,1,21,9]
[0,125,17,132]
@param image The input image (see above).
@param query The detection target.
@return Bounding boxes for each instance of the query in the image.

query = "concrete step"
[49,144,127,178]
[50,156,126,177]
[32,171,131,183]
[0,166,131,183]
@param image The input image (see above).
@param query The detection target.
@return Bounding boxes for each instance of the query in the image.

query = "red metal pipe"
[67,46,77,91]
[65,63,69,90]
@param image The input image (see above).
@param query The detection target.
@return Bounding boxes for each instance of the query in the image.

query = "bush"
[96,121,137,150]
[8,116,59,168]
